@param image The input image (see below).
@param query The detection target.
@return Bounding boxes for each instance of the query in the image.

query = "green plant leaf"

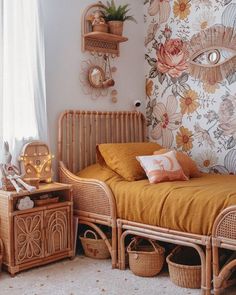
[124,16,137,23]
[103,0,137,23]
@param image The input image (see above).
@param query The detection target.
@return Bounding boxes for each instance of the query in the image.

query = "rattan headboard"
[58,110,147,173]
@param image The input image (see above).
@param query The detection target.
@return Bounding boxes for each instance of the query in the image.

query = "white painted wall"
[41,0,145,164]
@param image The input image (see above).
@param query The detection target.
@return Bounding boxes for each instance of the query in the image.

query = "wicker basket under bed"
[166,246,201,289]
[127,238,165,277]
[80,230,111,259]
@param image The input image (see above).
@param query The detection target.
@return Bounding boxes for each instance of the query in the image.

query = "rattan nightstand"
[0,182,74,275]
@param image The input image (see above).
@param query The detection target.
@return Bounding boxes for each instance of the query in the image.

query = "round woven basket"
[80,230,111,259]
[92,23,108,33]
[108,21,123,36]
[166,246,201,289]
[127,238,165,277]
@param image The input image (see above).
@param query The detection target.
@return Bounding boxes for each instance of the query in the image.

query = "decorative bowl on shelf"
[92,23,108,33]
[34,196,59,207]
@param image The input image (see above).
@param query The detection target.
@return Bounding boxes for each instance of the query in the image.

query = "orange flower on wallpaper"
[173,0,191,20]
[176,126,193,152]
[146,79,154,97]
[180,90,199,115]
[157,39,189,78]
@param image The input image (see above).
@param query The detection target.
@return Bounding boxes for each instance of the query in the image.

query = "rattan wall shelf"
[82,3,128,56]
[83,32,128,56]
[0,182,74,275]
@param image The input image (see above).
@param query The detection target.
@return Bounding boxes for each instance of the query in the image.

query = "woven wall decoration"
[188,25,236,84]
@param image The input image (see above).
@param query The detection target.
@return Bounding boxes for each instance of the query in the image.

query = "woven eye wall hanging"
[188,24,236,84]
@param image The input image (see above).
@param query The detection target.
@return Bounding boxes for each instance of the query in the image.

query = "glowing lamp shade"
[19,141,54,183]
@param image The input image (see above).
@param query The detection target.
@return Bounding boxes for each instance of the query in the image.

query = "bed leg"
[212,239,221,295]
[192,242,209,295]
[117,221,122,269]
[120,230,126,270]
[205,243,212,295]
[111,224,117,269]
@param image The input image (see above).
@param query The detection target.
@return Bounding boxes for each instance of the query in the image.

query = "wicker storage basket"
[166,246,201,289]
[127,238,165,277]
[80,230,111,259]
[108,21,123,36]
[92,23,108,33]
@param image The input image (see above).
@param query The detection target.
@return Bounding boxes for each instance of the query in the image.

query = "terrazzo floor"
[1,256,235,295]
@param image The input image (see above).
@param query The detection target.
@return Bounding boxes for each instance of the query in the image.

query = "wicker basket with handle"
[80,230,111,259]
[127,237,165,277]
[166,246,201,289]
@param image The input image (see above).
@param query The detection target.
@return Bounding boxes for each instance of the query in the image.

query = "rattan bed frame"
[58,110,236,295]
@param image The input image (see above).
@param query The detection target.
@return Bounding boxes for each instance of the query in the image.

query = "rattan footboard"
[212,206,236,295]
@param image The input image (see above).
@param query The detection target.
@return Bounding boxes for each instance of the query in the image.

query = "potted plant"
[103,0,137,36]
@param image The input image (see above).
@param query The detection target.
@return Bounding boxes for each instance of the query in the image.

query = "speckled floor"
[1,256,235,295]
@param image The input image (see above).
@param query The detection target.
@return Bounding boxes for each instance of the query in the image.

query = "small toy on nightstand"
[0,142,36,193]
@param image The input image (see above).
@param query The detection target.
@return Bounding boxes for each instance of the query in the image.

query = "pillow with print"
[154,148,200,178]
[137,151,188,184]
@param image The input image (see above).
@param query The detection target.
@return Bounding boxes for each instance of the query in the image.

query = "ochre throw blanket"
[78,164,236,236]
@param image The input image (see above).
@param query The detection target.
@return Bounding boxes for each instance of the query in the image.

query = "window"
[0,0,47,162]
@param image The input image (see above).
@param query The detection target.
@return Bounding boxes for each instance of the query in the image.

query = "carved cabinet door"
[14,211,44,265]
[44,207,71,257]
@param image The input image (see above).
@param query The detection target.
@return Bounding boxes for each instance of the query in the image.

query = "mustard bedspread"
[78,164,236,235]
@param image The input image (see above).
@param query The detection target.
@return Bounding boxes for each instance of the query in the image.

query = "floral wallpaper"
[144,0,236,174]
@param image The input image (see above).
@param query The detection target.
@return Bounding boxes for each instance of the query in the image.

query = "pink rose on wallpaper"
[157,39,189,78]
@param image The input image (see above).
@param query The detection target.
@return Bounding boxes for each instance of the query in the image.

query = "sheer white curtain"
[0,0,47,163]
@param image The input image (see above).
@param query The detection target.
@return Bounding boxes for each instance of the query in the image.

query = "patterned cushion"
[154,149,200,178]
[137,151,188,184]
